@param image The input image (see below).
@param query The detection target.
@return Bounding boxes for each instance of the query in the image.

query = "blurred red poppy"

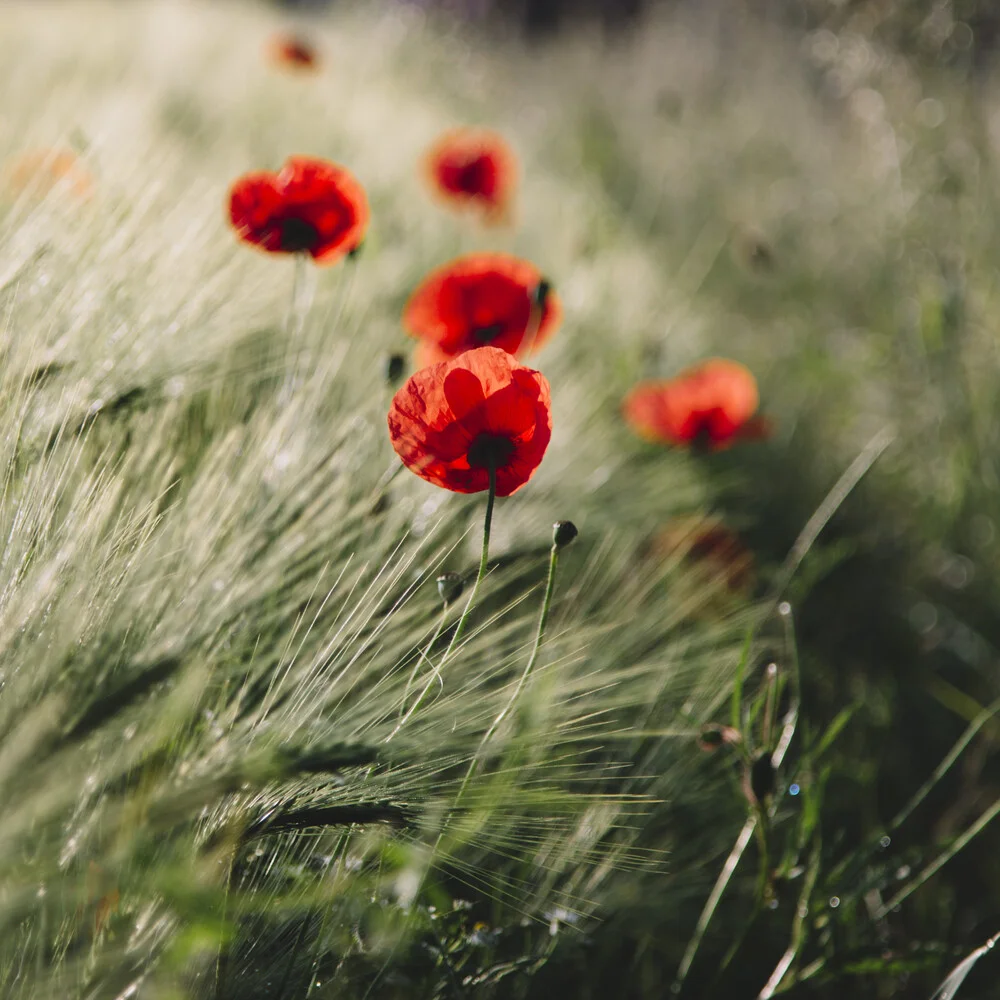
[227,156,368,264]
[423,128,516,223]
[388,346,551,496]
[623,359,766,450]
[651,516,755,593]
[3,148,93,201]
[268,33,320,71]
[405,253,561,367]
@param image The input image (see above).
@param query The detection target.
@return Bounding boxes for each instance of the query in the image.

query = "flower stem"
[425,527,561,892]
[384,470,495,746]
[482,540,558,747]
[285,252,312,338]
[453,536,560,806]
[439,466,495,665]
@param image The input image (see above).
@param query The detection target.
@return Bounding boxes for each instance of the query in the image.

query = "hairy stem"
[439,466,496,665]
[452,539,560,824]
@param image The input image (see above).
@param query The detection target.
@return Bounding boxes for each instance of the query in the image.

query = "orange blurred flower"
[623,359,768,451]
[3,148,93,201]
[268,33,320,72]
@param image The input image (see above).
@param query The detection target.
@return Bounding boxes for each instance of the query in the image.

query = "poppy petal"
[227,156,368,264]
[443,367,487,422]
[623,359,761,451]
[404,253,561,364]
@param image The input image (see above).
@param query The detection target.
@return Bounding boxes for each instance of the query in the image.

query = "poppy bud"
[552,520,578,549]
[385,353,406,385]
[750,751,776,803]
[534,278,552,308]
[436,572,464,605]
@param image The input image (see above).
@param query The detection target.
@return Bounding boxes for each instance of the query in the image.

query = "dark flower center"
[689,411,729,451]
[456,157,491,195]
[467,433,516,470]
[286,41,314,64]
[471,323,505,345]
[278,216,320,253]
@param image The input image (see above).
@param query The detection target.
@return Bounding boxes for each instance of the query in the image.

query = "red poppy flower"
[423,128,516,223]
[650,516,755,593]
[622,359,766,450]
[388,346,551,496]
[404,253,561,367]
[268,33,320,71]
[227,156,368,264]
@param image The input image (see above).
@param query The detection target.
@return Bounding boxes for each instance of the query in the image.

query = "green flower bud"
[385,353,406,385]
[436,572,464,605]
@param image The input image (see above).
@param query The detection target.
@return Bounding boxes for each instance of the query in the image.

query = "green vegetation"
[0,2,997,997]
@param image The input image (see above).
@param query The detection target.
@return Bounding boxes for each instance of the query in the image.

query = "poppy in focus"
[3,149,93,201]
[404,253,561,367]
[268,33,320,71]
[423,128,516,223]
[388,346,551,496]
[622,359,766,450]
[227,156,368,264]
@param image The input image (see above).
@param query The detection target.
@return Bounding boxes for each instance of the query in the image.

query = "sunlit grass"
[0,3,762,996]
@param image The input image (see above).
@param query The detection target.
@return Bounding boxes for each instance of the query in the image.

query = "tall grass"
[0,3,761,996]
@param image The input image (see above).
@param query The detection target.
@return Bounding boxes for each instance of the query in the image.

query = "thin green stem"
[767,428,893,614]
[285,252,312,339]
[757,831,822,999]
[752,802,772,902]
[875,796,1000,918]
[385,605,450,743]
[439,467,495,666]
[772,603,801,768]
[676,603,800,997]
[439,536,560,849]
[762,662,778,750]
[673,815,757,993]
[890,695,1000,832]
[386,472,495,740]
[477,540,559,757]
